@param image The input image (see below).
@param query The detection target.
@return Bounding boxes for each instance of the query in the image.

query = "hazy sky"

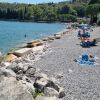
[0,0,69,4]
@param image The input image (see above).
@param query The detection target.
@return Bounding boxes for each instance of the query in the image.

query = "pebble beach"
[32,27,100,100]
[0,26,100,100]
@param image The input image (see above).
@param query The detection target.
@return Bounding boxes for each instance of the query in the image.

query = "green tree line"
[0,2,85,22]
[0,0,100,23]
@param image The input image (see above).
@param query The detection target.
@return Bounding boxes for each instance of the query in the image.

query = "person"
[81,39,97,47]
[77,30,81,37]
[82,28,85,34]
[25,34,26,38]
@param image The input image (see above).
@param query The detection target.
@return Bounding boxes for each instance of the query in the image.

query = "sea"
[0,21,65,54]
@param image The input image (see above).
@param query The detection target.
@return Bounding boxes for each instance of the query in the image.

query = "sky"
[0,0,69,4]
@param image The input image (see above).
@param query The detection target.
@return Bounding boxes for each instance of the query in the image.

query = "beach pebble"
[68,69,73,73]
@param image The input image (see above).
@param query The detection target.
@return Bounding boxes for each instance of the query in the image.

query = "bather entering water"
[24,34,27,38]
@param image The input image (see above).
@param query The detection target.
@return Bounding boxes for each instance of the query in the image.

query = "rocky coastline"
[0,28,70,100]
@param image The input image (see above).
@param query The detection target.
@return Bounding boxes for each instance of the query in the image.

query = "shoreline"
[0,27,69,63]
[0,19,70,23]
[0,26,100,100]
[0,21,66,54]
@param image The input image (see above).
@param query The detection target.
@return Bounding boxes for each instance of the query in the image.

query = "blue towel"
[77,60,100,66]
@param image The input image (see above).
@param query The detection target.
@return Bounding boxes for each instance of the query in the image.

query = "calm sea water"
[0,21,65,54]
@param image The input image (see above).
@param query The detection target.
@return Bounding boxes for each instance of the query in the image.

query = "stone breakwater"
[0,29,70,100]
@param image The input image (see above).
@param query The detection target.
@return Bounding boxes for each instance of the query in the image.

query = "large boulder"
[34,73,49,90]
[0,62,11,68]
[0,77,34,100]
[0,68,16,77]
[7,62,19,73]
[35,96,62,100]
[26,67,36,77]
[44,87,59,97]
[34,73,65,98]
[34,77,48,91]
[46,81,65,98]
[7,62,29,74]
[19,80,35,94]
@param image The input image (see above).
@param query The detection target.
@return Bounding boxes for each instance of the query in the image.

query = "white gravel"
[32,27,100,100]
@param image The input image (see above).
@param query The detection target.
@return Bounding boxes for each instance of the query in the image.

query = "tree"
[89,0,100,4]
[60,4,71,14]
[86,4,100,23]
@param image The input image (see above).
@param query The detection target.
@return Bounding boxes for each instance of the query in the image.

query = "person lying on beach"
[80,31,90,39]
[81,39,97,47]
[78,30,90,39]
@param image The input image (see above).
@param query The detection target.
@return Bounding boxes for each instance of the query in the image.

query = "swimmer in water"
[25,34,26,38]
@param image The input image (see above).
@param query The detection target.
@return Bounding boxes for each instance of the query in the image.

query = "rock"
[0,77,34,100]
[17,63,24,70]
[35,96,62,100]
[56,73,63,79]
[54,35,61,39]
[68,69,73,73]
[35,72,48,80]
[5,54,17,62]
[17,69,24,74]
[0,62,11,68]
[44,87,59,97]
[19,80,35,94]
[7,62,19,73]
[0,68,16,77]
[23,64,29,72]
[50,77,60,84]
[34,77,48,91]
[46,81,65,98]
[22,75,33,83]
[8,62,31,74]
[58,87,65,98]
[36,68,41,72]
[26,67,36,77]
[16,74,23,80]
[46,81,59,92]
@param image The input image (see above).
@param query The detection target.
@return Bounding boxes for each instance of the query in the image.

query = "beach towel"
[79,55,99,61]
[76,60,100,66]
[74,55,100,66]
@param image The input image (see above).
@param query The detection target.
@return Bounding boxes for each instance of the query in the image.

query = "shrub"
[33,90,44,99]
